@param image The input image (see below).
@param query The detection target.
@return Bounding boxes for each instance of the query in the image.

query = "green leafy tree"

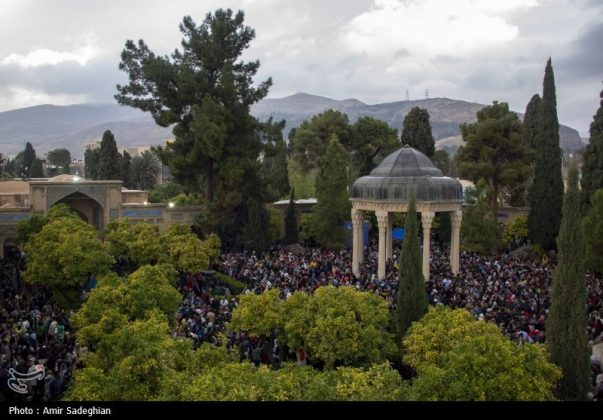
[351,116,400,177]
[546,166,590,400]
[229,288,284,338]
[528,58,564,250]
[231,286,395,369]
[47,148,71,174]
[84,147,101,180]
[116,10,271,246]
[460,181,500,255]
[131,150,161,190]
[580,89,603,210]
[178,362,406,401]
[502,214,529,246]
[160,224,215,272]
[98,130,122,180]
[400,107,435,157]
[283,188,298,245]
[583,189,603,273]
[404,306,561,401]
[457,101,531,218]
[396,197,427,340]
[239,198,270,254]
[288,158,316,199]
[268,206,284,242]
[313,135,350,249]
[68,311,191,401]
[291,110,352,173]
[259,118,290,202]
[23,217,114,288]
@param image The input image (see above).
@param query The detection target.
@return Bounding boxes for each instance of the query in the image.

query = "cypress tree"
[580,89,603,210]
[120,151,132,189]
[523,94,542,152]
[400,107,435,158]
[283,188,298,245]
[19,142,37,179]
[546,166,589,400]
[508,94,541,207]
[528,58,564,250]
[84,148,101,180]
[313,135,350,249]
[396,197,428,340]
[30,158,44,178]
[98,130,121,180]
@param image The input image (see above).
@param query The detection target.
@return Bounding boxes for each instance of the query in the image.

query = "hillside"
[0,93,584,158]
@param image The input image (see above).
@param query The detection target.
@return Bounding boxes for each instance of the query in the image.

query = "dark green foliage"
[396,197,427,340]
[546,166,589,400]
[435,213,451,245]
[580,90,603,210]
[351,116,400,177]
[432,149,451,176]
[239,198,270,254]
[457,101,530,218]
[120,151,132,189]
[583,189,603,273]
[47,148,71,175]
[284,188,298,245]
[507,95,541,207]
[30,158,44,178]
[213,272,246,295]
[528,58,564,250]
[524,94,542,152]
[131,150,161,190]
[460,182,501,255]
[259,118,290,202]
[292,110,352,173]
[313,136,350,249]
[20,142,37,179]
[400,107,435,157]
[84,148,101,180]
[147,182,186,203]
[98,130,121,180]
[116,10,271,245]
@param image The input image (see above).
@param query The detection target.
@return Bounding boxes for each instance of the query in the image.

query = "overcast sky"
[0,0,601,136]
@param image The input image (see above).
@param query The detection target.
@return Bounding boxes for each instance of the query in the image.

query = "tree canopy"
[116,10,271,246]
[403,306,561,401]
[580,89,603,210]
[457,101,531,218]
[23,216,114,288]
[528,58,563,250]
[400,107,435,158]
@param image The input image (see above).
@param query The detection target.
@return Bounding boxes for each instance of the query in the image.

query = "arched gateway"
[350,145,463,281]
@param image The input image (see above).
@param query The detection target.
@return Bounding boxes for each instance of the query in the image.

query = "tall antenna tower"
[425,89,429,99]
[405,89,409,101]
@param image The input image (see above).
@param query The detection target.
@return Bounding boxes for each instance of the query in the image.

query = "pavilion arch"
[350,145,463,281]
[54,191,104,231]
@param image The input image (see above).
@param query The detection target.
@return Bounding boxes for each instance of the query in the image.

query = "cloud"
[1,35,99,67]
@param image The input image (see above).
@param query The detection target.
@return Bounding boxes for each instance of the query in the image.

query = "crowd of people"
[0,250,79,401]
[1,231,602,400]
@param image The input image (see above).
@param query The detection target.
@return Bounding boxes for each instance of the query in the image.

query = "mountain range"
[0,93,585,159]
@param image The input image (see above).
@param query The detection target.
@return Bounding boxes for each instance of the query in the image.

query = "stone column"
[450,210,463,275]
[376,210,389,280]
[351,208,363,276]
[386,213,393,260]
[421,211,435,282]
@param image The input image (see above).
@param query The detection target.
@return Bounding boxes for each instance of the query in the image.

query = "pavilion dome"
[47,174,86,182]
[351,145,463,202]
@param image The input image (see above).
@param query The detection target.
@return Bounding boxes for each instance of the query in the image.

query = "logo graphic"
[7,366,45,394]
